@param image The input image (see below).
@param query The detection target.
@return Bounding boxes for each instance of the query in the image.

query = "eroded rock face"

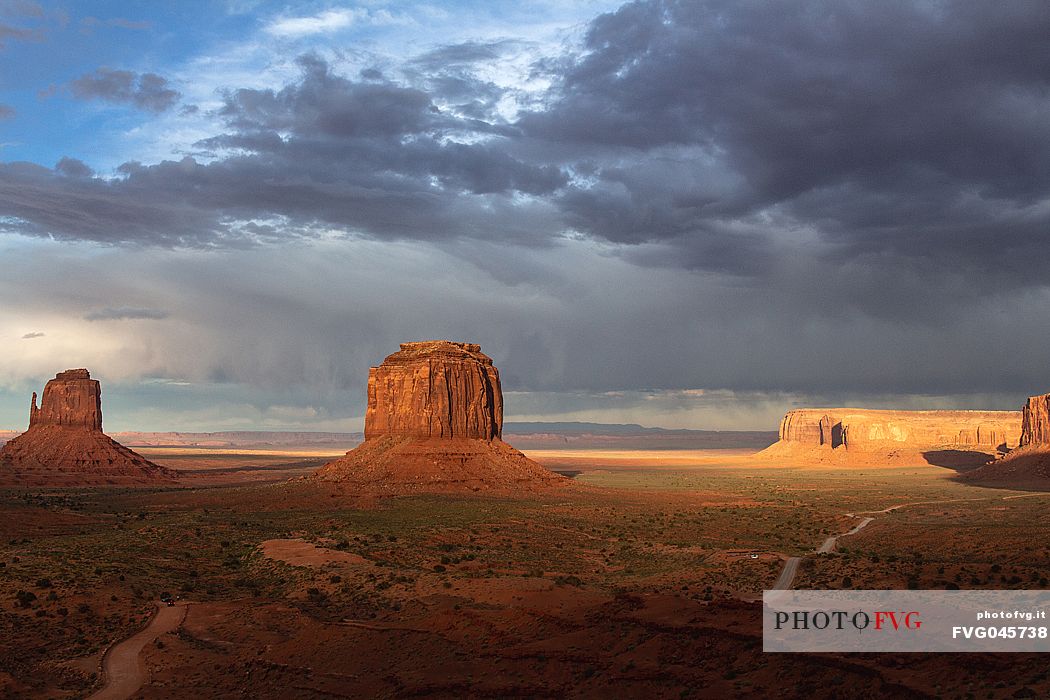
[0,369,176,485]
[29,368,103,431]
[774,409,1020,451]
[970,393,1050,488]
[365,341,502,441]
[317,341,565,493]
[762,408,1021,466]
[1020,393,1050,447]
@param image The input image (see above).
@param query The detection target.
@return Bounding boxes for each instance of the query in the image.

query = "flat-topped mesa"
[775,408,1020,451]
[762,408,1022,466]
[316,341,565,494]
[364,340,502,441]
[29,369,103,431]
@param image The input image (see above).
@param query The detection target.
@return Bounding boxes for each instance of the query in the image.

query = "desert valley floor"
[1,447,1048,699]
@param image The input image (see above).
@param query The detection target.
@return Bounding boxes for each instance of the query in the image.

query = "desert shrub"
[15,590,36,607]
[555,575,583,587]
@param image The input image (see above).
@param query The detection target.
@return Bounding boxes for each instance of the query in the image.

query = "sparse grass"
[0,456,1047,697]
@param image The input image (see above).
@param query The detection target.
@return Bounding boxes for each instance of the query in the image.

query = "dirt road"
[772,516,874,590]
[88,602,187,700]
[772,493,1049,590]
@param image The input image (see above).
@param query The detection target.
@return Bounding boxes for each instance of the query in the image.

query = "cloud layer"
[2,0,1050,430]
[68,67,180,112]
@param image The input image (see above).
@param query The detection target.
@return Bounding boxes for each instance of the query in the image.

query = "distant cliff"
[760,408,1021,466]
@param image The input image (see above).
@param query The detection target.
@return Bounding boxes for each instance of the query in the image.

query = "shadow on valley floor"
[921,449,994,471]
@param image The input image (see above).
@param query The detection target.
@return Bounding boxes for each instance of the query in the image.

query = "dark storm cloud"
[522,0,1050,279]
[3,0,1044,282]
[2,1,1050,404]
[0,160,234,246]
[84,306,169,321]
[21,331,44,339]
[1,54,564,246]
[69,68,180,112]
[54,156,92,177]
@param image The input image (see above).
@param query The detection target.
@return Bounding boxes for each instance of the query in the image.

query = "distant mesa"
[315,341,567,493]
[965,392,1050,487]
[758,408,1021,468]
[0,369,177,486]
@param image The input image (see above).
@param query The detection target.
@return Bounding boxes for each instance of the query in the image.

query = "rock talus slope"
[965,393,1050,487]
[0,369,176,485]
[316,341,566,493]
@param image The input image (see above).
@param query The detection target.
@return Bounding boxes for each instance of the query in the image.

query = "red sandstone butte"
[965,392,1050,487]
[0,369,176,485]
[315,341,566,493]
[364,341,502,440]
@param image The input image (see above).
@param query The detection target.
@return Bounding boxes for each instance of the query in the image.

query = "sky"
[2,0,1050,433]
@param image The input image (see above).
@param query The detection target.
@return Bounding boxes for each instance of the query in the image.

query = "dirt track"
[88,602,187,700]
[773,494,1050,590]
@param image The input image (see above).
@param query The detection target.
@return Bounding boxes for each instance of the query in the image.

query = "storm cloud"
[2,0,1050,429]
[1,3,1046,271]
[69,68,180,112]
